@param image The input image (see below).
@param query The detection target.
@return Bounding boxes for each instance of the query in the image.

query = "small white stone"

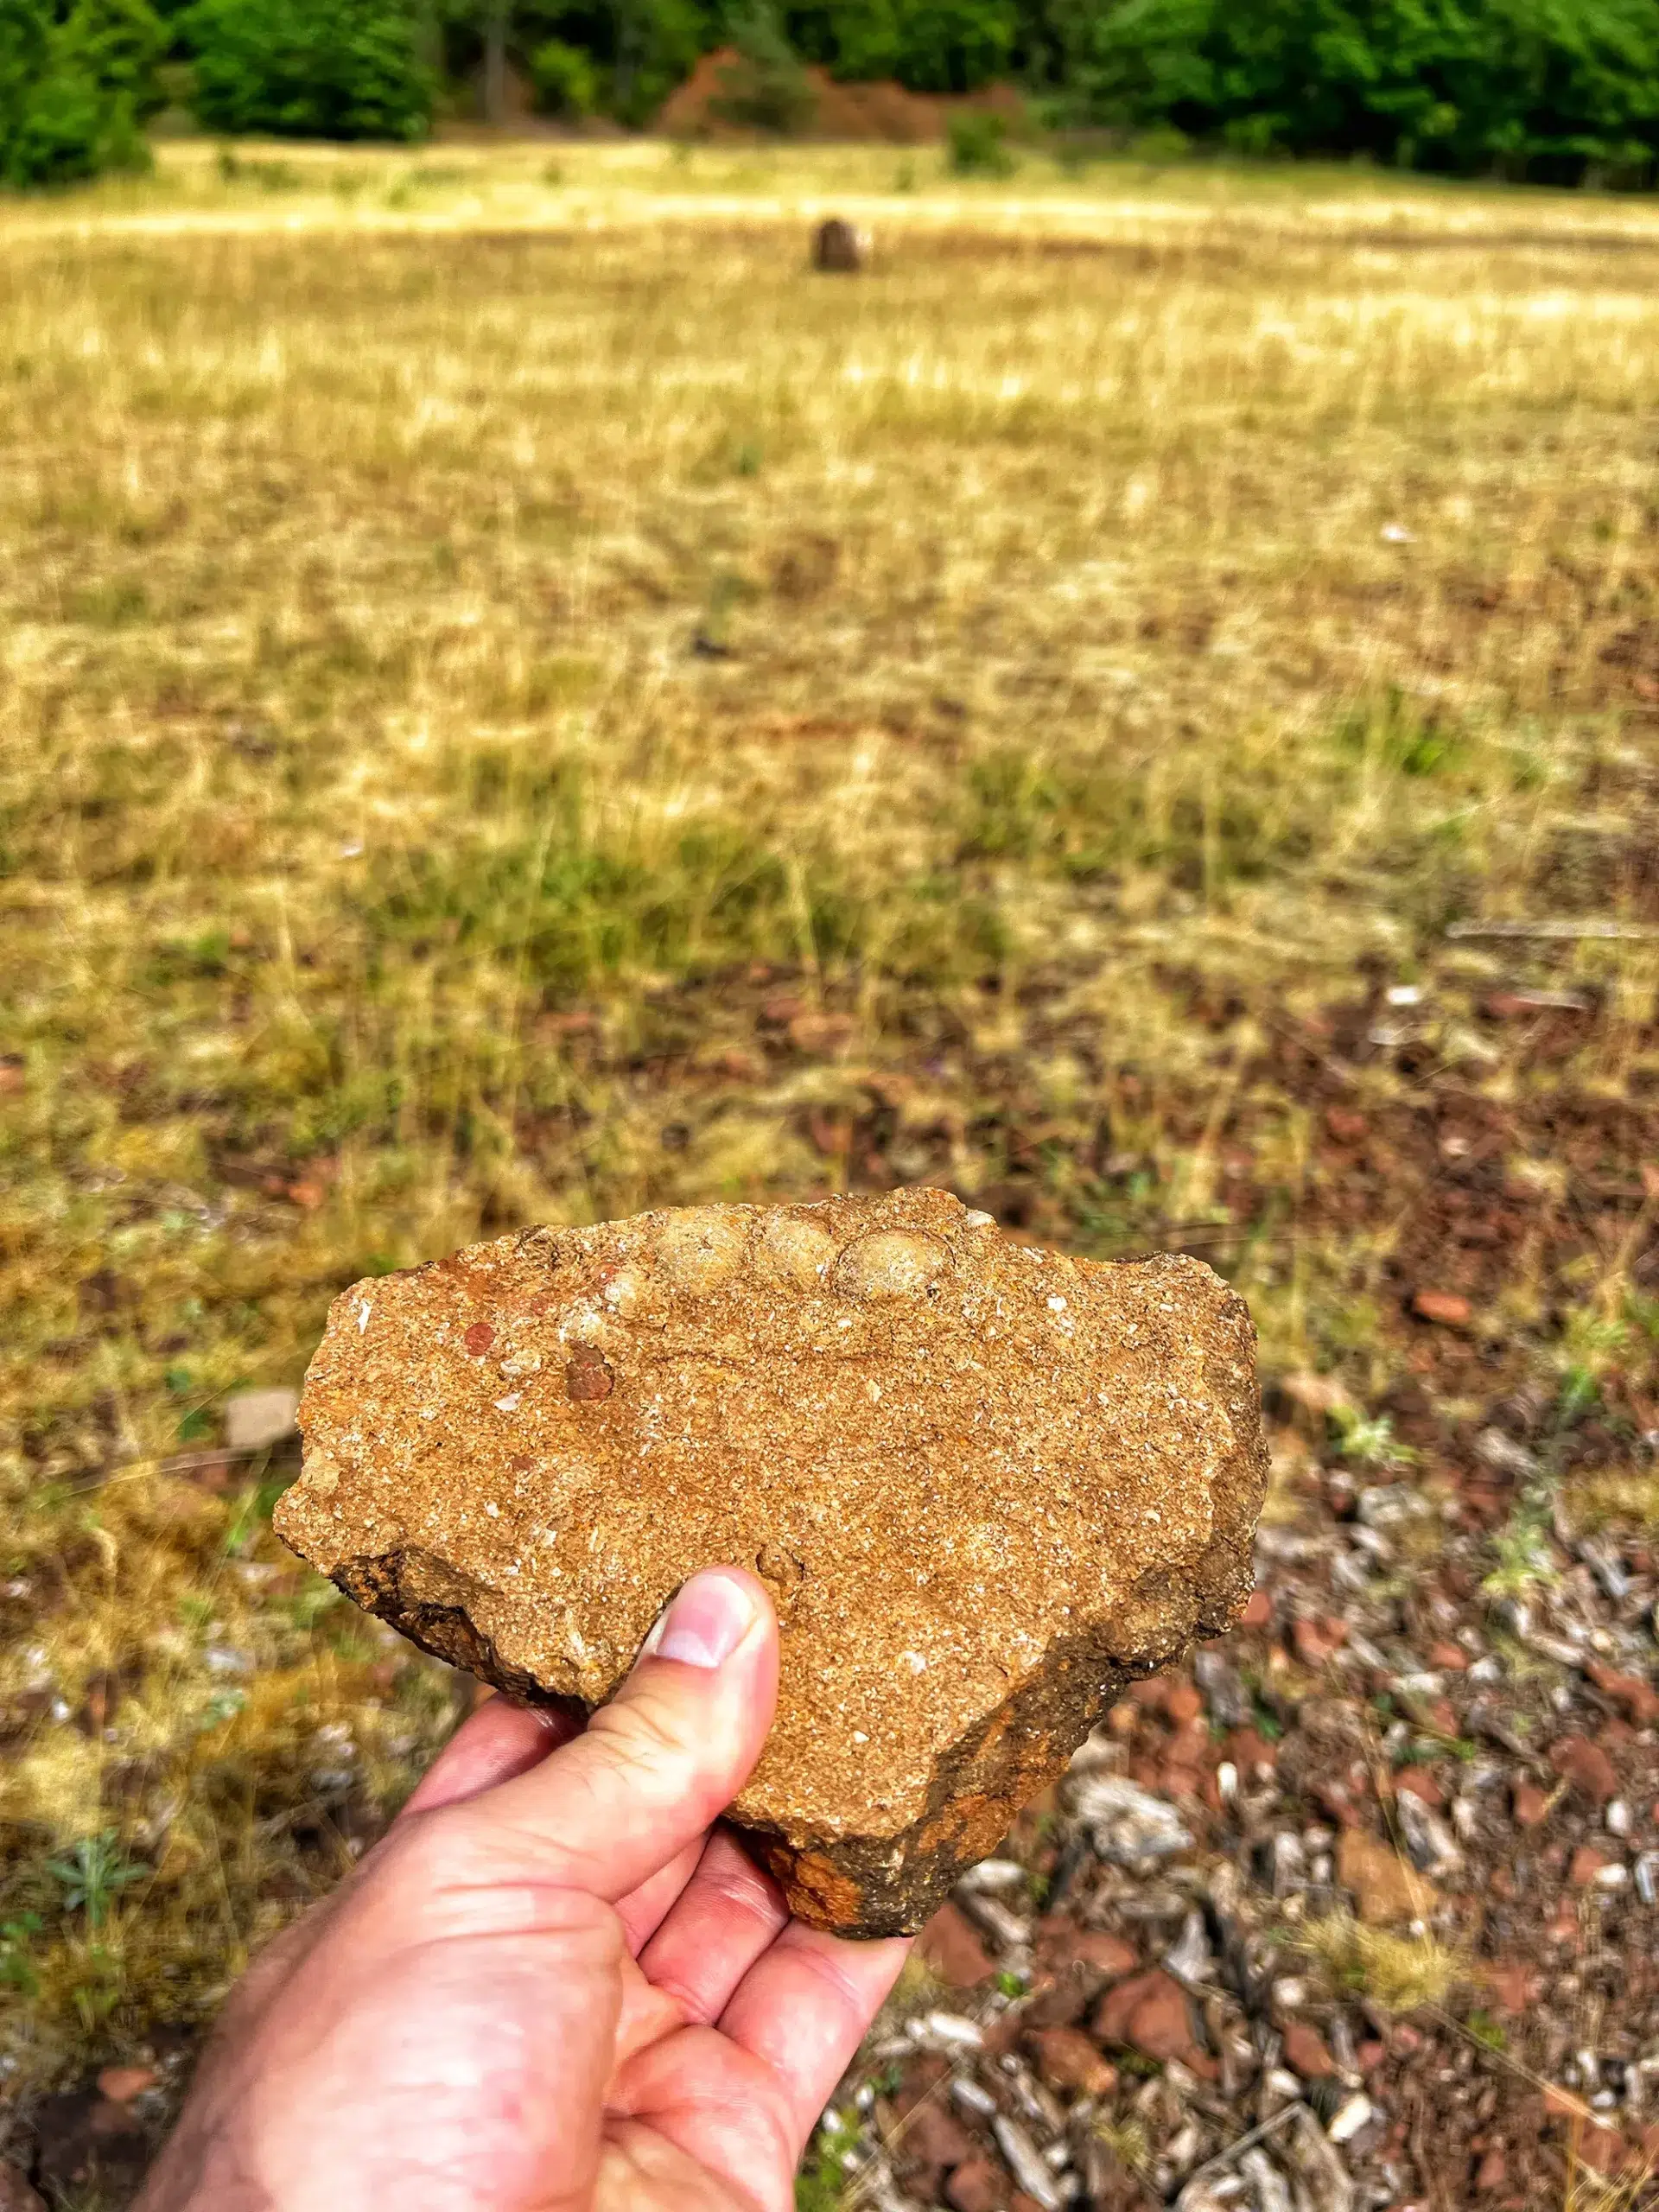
[1328,2092,1374,2143]
[224,1386,300,1452]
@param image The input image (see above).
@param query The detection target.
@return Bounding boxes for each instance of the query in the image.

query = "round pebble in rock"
[758,1214,839,1287]
[836,1230,949,1299]
[654,1207,749,1293]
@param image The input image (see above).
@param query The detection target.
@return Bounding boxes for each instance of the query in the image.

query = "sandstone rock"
[1549,1733,1618,1807]
[1410,1288,1471,1327]
[1028,2024,1118,2097]
[1338,1827,1436,1926]
[1585,1659,1659,1726]
[897,2095,976,2183]
[1091,1968,1213,2074]
[1569,1843,1614,1886]
[1281,2020,1336,2079]
[1511,1781,1549,1827]
[95,2065,157,2105]
[918,1901,997,1986]
[275,1187,1266,1936]
[945,2157,1006,2212]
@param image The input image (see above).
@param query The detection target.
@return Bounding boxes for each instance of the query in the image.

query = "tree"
[481,0,507,119]
[185,0,433,137]
[0,0,163,187]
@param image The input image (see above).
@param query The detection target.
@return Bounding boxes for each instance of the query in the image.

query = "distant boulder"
[812,217,870,273]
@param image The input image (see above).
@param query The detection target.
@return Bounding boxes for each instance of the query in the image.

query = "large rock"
[275,1188,1266,1935]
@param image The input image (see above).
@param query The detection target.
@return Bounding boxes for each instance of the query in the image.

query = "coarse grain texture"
[0,137,1656,2205]
[275,1188,1267,1932]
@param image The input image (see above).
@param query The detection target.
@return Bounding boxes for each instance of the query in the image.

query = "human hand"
[137,1568,908,2212]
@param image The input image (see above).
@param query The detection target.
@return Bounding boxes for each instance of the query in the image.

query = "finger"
[466,1567,779,1904]
[397,1695,579,1818]
[635,1827,789,2024]
[606,2033,792,2212]
[611,1950,693,2071]
[613,1835,707,1956]
[409,1702,703,1950]
[718,1924,912,2144]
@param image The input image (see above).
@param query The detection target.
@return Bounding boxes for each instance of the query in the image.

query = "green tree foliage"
[782,0,1017,91]
[185,0,432,137]
[946,103,1014,163]
[498,0,705,124]
[0,0,162,186]
[1051,0,1659,181]
[709,0,816,124]
[528,29,599,106]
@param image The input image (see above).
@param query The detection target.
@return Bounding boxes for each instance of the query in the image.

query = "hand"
[137,1568,908,2212]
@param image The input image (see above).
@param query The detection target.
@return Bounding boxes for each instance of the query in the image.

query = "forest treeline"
[8,0,1659,188]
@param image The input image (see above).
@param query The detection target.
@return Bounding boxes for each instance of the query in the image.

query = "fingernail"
[641,1569,759,1670]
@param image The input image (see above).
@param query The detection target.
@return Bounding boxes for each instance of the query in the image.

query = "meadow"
[1,139,1657,2205]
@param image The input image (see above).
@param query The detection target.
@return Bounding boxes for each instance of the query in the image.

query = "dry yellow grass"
[1298,1909,1466,2015]
[2,139,1657,2132]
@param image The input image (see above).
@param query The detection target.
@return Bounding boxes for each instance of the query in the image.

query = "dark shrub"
[185,0,431,139]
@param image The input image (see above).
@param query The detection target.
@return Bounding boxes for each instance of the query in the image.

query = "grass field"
[2,139,1657,2202]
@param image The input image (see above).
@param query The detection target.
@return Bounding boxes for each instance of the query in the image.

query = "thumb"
[470,1567,780,1902]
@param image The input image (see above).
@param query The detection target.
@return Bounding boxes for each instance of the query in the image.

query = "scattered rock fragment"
[787,1008,858,1055]
[1548,1733,1618,1807]
[276,1188,1268,1936]
[1568,1843,1614,1886]
[918,1901,996,1987]
[1281,2020,1336,2079]
[1028,2024,1118,2097]
[945,2156,1005,2212]
[95,2065,158,2105]
[1512,1778,1550,1827]
[896,2094,976,2185]
[1093,1969,1213,2074]
[224,1386,300,1453]
[1474,2145,1507,2191]
[992,2113,1062,2209]
[1410,1288,1471,1327]
[1584,1658,1659,1726]
[1338,1827,1436,1925]
[1069,1773,1194,1871]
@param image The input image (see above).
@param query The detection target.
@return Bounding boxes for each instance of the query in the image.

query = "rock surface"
[274,1187,1267,1935]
